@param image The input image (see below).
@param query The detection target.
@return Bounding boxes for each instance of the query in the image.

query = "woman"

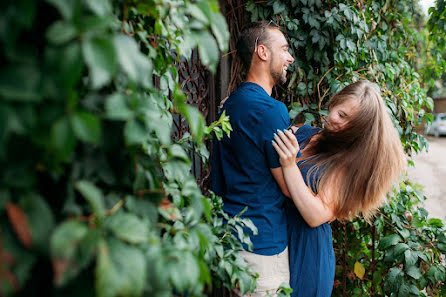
[272,80,406,296]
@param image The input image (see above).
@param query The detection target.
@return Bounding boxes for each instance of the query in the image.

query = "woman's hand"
[272,129,300,168]
[272,129,335,227]
[218,96,229,111]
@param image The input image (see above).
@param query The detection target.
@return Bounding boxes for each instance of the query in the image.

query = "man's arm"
[271,167,291,198]
[263,102,293,198]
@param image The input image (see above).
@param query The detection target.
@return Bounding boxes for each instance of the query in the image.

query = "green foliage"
[247,0,432,155]
[3,0,446,296]
[246,0,446,296]
[0,0,254,296]
[332,182,446,296]
[423,0,446,96]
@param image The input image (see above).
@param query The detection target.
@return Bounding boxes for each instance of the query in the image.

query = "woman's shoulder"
[294,124,321,141]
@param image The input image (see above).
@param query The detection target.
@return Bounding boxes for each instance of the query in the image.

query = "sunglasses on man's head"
[254,20,279,53]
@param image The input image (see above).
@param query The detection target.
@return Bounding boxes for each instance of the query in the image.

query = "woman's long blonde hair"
[301,80,406,221]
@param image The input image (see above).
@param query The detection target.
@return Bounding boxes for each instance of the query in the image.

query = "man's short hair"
[236,20,280,72]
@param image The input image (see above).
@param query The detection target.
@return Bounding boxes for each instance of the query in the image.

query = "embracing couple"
[211,21,406,297]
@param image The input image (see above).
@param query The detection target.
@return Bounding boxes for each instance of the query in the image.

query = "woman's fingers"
[272,140,285,158]
[276,129,299,155]
[284,129,300,150]
[273,130,299,168]
[273,132,291,155]
[273,139,296,167]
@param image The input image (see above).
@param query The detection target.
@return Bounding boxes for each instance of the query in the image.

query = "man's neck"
[245,72,274,96]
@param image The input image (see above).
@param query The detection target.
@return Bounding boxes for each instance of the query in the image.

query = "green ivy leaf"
[105,212,149,244]
[170,144,190,163]
[70,111,102,145]
[404,249,418,266]
[51,117,76,160]
[163,160,191,183]
[82,35,117,89]
[20,193,55,251]
[304,112,316,124]
[428,218,444,228]
[426,266,445,282]
[425,96,434,111]
[96,239,120,297]
[246,0,256,13]
[297,82,306,95]
[46,21,77,44]
[75,180,105,221]
[96,238,146,297]
[198,258,211,286]
[167,251,200,293]
[85,0,112,16]
[57,42,84,89]
[188,3,209,23]
[378,233,402,249]
[196,31,219,73]
[201,196,212,222]
[125,197,159,226]
[273,1,286,14]
[124,119,148,145]
[144,109,171,146]
[50,220,89,285]
[396,280,410,297]
[79,15,115,32]
[185,105,205,144]
[114,34,153,87]
[235,268,256,294]
[373,270,382,286]
[46,0,80,20]
[397,228,410,240]
[211,12,229,52]
[408,284,420,295]
[105,93,133,120]
[392,242,409,257]
[385,267,403,291]
[406,266,422,280]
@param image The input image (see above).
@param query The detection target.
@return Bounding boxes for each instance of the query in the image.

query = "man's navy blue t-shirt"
[211,82,290,255]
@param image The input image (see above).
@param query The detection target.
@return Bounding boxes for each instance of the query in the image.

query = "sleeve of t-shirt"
[211,139,224,196]
[263,103,290,169]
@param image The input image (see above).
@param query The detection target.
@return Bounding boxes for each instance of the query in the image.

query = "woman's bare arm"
[272,129,335,227]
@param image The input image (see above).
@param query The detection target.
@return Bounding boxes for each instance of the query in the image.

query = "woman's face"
[326,99,360,132]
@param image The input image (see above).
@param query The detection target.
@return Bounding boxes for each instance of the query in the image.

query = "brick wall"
[417,97,446,134]
[434,97,446,113]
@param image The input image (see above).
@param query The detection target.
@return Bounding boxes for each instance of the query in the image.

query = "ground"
[407,135,446,222]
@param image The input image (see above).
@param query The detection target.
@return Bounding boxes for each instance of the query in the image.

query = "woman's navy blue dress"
[286,124,335,297]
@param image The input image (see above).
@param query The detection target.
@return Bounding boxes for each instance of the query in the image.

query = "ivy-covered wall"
[1,0,445,297]
[0,0,255,296]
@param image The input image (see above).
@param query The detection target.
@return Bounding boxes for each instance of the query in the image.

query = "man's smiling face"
[266,28,295,85]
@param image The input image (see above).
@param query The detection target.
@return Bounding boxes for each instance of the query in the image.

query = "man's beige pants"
[239,247,290,297]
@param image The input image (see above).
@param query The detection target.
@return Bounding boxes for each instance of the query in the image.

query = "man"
[211,21,295,296]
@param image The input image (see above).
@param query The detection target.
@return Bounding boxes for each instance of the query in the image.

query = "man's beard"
[270,58,287,85]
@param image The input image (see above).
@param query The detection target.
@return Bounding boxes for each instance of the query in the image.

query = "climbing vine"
[0,0,258,296]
